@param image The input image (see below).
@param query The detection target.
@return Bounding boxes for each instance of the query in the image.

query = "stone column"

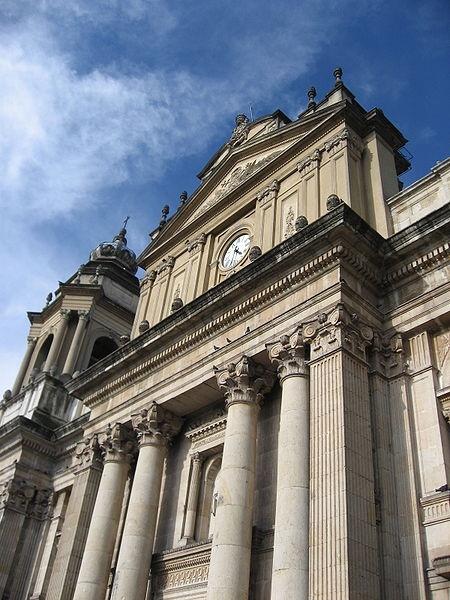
[267,328,310,599]
[5,488,53,600]
[112,403,181,600]
[0,478,35,596]
[29,490,69,600]
[43,309,71,373]
[12,336,37,395]
[46,434,103,600]
[61,310,89,377]
[183,452,204,542]
[304,305,380,600]
[73,423,134,600]
[206,356,274,600]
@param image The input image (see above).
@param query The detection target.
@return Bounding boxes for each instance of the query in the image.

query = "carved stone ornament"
[28,488,54,520]
[226,114,250,149]
[139,320,150,333]
[0,479,35,513]
[326,194,344,211]
[131,402,182,447]
[171,297,184,312]
[267,328,308,382]
[297,149,321,175]
[295,215,308,231]
[193,150,283,220]
[98,423,135,463]
[186,233,207,254]
[156,256,175,276]
[284,206,296,238]
[214,355,275,408]
[370,331,409,378]
[248,246,262,262]
[74,433,103,470]
[140,269,157,289]
[257,179,280,207]
[119,334,130,346]
[303,303,374,362]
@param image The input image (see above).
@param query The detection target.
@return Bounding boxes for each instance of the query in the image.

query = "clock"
[222,234,251,270]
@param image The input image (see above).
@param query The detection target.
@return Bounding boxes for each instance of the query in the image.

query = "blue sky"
[1,0,449,392]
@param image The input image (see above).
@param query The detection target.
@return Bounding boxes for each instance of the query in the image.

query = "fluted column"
[43,309,71,373]
[46,434,103,600]
[183,452,204,541]
[73,423,134,600]
[12,336,37,395]
[0,479,35,596]
[112,403,181,600]
[304,305,380,600]
[61,310,89,377]
[206,356,274,600]
[267,328,310,599]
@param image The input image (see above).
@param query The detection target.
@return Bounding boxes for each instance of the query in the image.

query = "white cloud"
[0,1,365,392]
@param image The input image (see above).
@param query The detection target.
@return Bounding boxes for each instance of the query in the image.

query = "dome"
[90,224,138,274]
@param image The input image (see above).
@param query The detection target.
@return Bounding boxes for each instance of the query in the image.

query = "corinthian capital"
[303,303,373,362]
[131,402,182,447]
[214,355,275,408]
[267,327,308,382]
[0,479,35,514]
[74,433,103,471]
[28,488,54,520]
[99,423,135,463]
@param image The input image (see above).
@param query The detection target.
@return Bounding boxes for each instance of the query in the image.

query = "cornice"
[383,241,450,285]
[68,207,388,404]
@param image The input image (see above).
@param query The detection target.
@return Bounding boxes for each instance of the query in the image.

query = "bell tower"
[1,222,139,427]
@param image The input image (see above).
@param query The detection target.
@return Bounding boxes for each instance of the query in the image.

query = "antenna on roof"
[249,104,254,121]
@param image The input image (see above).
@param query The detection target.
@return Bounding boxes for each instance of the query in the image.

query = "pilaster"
[304,304,380,600]
[46,434,103,600]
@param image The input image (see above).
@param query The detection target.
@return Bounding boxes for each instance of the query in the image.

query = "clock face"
[222,234,251,270]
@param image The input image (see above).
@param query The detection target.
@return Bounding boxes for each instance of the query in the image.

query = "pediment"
[185,143,292,226]
[139,102,347,264]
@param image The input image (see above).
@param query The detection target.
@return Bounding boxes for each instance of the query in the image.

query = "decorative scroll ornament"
[140,269,157,289]
[98,422,135,463]
[0,479,35,513]
[303,303,374,362]
[226,114,250,149]
[156,256,175,276]
[214,355,275,408]
[326,194,344,211]
[295,215,308,231]
[29,488,54,519]
[370,331,409,378]
[267,327,308,382]
[131,401,182,447]
[186,233,207,254]
[74,433,103,470]
[248,246,262,262]
[257,179,280,207]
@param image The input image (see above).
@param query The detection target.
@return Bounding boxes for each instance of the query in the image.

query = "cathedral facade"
[1,69,449,600]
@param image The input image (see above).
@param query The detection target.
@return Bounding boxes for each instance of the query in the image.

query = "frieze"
[185,405,227,448]
[420,491,450,526]
[383,241,450,285]
[151,541,211,593]
[192,149,284,219]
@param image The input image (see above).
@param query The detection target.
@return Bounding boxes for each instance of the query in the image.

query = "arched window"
[196,455,222,541]
[32,334,54,372]
[88,336,118,367]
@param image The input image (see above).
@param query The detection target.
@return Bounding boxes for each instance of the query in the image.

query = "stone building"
[1,69,449,600]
